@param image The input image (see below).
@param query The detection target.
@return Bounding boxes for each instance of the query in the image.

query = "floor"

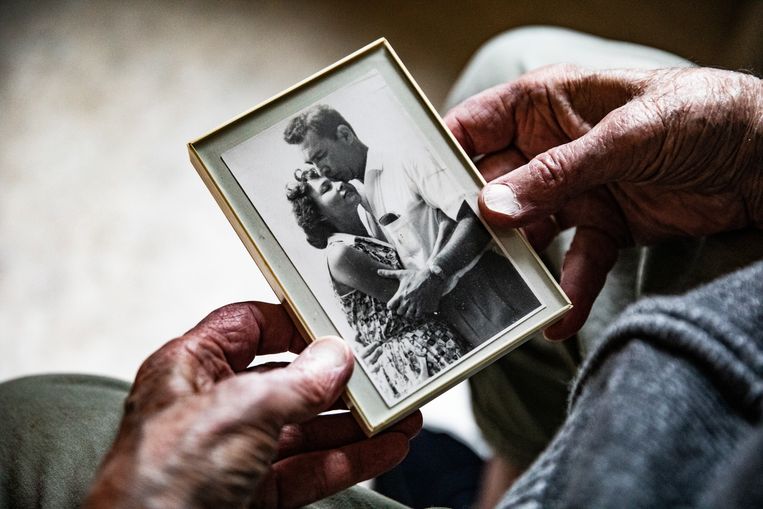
[1,0,759,455]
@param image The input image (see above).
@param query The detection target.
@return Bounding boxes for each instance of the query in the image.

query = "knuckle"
[527,150,568,192]
[450,84,518,153]
[203,302,262,332]
[446,102,481,154]
[612,99,673,181]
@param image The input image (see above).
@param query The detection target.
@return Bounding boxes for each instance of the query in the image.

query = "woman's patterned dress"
[329,235,468,403]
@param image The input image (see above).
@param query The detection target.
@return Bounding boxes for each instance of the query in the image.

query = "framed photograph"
[188,39,570,435]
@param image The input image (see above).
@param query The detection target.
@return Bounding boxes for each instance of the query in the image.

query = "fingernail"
[483,184,520,215]
[305,338,349,371]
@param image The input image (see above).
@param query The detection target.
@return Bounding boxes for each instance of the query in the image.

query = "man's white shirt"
[361,147,483,294]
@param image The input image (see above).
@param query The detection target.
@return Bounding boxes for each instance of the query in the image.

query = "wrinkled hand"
[378,268,447,320]
[84,302,422,509]
[445,65,762,339]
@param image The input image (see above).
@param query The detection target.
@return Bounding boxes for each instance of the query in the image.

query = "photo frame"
[188,38,571,435]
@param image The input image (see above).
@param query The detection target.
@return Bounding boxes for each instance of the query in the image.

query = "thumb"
[225,337,354,429]
[478,105,641,229]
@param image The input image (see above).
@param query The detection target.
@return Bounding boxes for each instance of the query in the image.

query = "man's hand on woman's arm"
[445,65,762,340]
[83,302,421,509]
[379,203,491,321]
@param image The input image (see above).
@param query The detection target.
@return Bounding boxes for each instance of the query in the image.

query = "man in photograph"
[283,105,538,346]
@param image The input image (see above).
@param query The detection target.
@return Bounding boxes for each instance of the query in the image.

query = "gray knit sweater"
[500,261,763,508]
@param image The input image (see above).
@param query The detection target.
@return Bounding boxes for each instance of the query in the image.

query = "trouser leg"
[0,374,130,509]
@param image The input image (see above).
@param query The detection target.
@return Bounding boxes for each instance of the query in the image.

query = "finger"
[395,298,412,318]
[246,362,349,411]
[520,216,561,252]
[387,288,405,312]
[476,146,528,182]
[216,337,354,429]
[128,302,304,413]
[447,66,637,160]
[444,82,521,157]
[478,103,646,229]
[403,300,419,321]
[261,429,413,508]
[190,301,306,362]
[179,302,303,376]
[276,410,422,460]
[543,226,619,340]
[377,269,404,279]
[276,413,365,461]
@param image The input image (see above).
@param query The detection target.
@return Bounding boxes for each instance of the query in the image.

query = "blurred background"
[1,0,761,456]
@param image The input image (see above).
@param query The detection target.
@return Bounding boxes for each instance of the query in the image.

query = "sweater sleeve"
[571,259,763,413]
[499,260,763,509]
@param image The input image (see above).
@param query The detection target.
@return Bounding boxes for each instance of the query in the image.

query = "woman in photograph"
[286,167,468,402]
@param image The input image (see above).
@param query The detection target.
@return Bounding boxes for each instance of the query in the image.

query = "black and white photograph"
[220,69,542,405]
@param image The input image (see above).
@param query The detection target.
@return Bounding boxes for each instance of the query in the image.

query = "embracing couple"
[283,105,538,400]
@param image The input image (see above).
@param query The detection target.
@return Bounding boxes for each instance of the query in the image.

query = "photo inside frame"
[220,69,542,406]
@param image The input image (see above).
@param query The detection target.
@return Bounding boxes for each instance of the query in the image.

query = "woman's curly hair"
[285,166,336,249]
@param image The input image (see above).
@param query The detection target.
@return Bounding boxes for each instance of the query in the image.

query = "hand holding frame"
[84,302,421,509]
[445,65,762,339]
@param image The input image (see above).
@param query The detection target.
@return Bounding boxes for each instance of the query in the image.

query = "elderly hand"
[445,65,762,339]
[83,302,421,509]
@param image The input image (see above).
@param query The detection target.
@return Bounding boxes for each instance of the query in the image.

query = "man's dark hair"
[285,166,336,249]
[283,104,356,145]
